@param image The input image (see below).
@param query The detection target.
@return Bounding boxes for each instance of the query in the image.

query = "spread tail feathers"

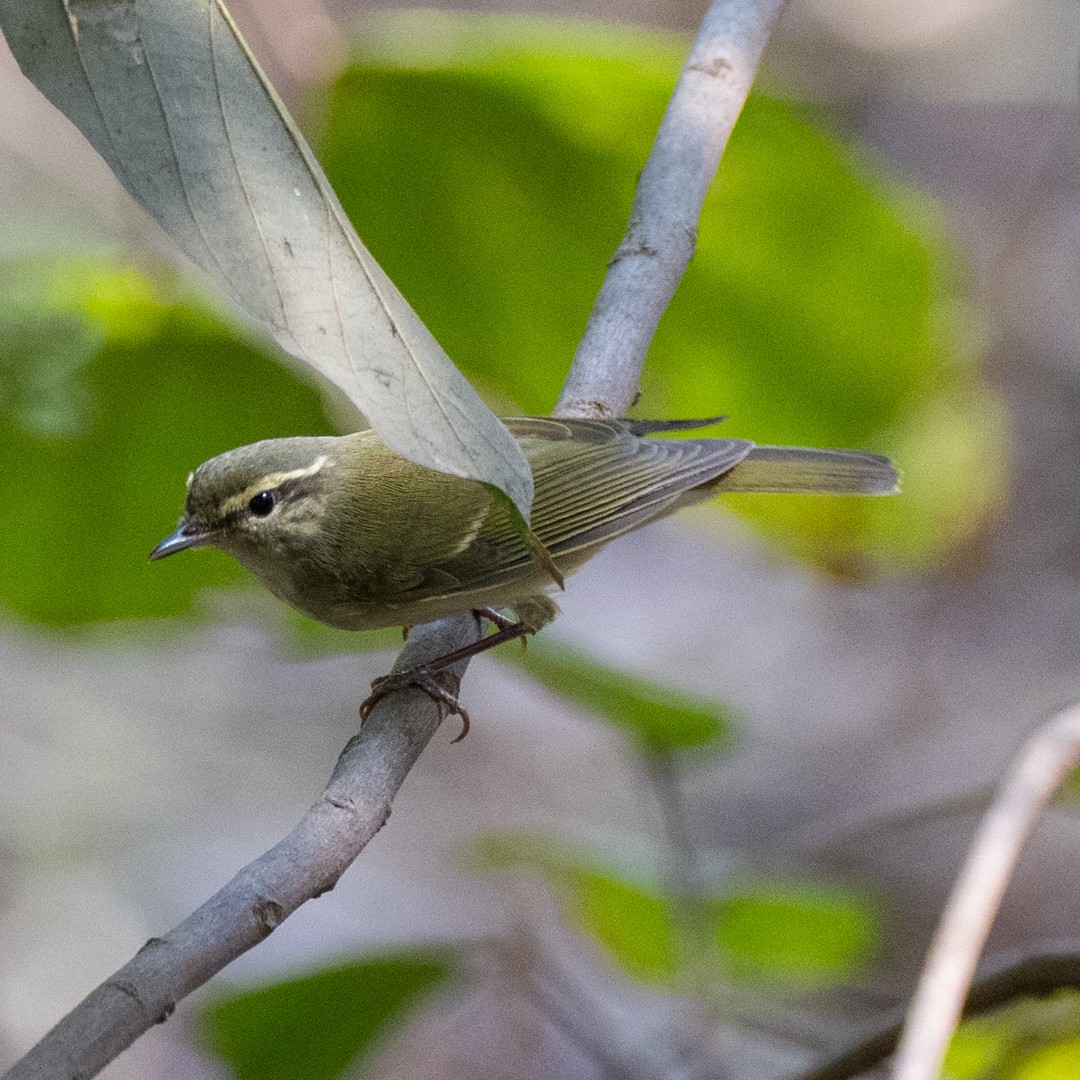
[712,446,899,495]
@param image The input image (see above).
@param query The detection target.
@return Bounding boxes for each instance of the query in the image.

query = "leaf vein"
[206,0,287,327]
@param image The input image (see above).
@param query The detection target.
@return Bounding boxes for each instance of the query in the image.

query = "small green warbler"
[151,416,897,731]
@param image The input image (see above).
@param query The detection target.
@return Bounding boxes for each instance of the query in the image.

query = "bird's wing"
[398,418,753,602]
[511,418,753,555]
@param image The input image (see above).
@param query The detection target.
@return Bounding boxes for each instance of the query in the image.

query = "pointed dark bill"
[149,522,214,560]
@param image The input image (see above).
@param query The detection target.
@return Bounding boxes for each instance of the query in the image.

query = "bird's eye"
[248,490,277,517]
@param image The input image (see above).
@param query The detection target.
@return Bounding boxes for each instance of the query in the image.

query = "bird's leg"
[410,617,531,670]
[473,606,532,651]
[473,606,516,632]
[359,612,532,741]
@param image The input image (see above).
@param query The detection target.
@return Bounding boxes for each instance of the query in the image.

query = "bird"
[151,416,897,736]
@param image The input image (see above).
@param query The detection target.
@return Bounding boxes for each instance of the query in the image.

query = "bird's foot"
[360,611,535,742]
[360,666,470,742]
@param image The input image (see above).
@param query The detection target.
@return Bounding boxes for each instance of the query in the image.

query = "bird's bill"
[149,521,215,560]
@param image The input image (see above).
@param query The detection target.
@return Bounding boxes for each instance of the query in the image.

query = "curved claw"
[359,666,470,742]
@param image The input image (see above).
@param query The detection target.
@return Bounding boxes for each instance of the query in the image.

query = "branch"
[2,616,480,1080]
[554,0,787,419]
[791,703,1080,1080]
[3,2,788,1076]
[889,703,1080,1080]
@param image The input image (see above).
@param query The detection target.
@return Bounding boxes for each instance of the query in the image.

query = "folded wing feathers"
[528,435,754,553]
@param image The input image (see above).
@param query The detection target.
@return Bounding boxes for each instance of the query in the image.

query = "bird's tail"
[710,446,899,495]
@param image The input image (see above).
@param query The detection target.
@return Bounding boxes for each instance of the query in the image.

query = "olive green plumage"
[151,417,897,632]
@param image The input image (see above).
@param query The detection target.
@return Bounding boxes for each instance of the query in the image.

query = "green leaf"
[0,255,334,626]
[1014,1035,1080,1080]
[470,832,680,985]
[509,638,734,756]
[473,833,881,992]
[941,992,1080,1080]
[572,869,681,983]
[321,12,1001,572]
[202,952,454,1080]
[0,0,535,520]
[714,881,878,986]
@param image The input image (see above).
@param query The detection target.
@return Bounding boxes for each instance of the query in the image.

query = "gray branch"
[555,0,787,419]
[3,618,480,1080]
[2,1,787,1076]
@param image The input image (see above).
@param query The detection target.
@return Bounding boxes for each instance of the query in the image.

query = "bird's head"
[150,436,344,563]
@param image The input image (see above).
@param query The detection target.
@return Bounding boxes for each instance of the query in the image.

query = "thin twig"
[888,703,1080,1080]
[2,1,789,1077]
[781,787,993,857]
[528,959,646,1079]
[643,751,716,1000]
[555,0,788,419]
[646,750,707,906]
[525,927,704,1080]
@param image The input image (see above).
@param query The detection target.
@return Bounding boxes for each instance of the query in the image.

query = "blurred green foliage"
[0,258,333,625]
[470,831,878,990]
[0,13,1017,1072]
[715,881,877,985]
[202,952,453,1080]
[508,638,734,756]
[946,1018,1013,1079]
[943,991,1080,1080]
[1014,1036,1080,1080]
[469,831,681,984]
[572,867,682,983]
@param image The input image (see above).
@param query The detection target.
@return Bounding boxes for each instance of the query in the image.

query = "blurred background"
[1,1,1079,1077]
